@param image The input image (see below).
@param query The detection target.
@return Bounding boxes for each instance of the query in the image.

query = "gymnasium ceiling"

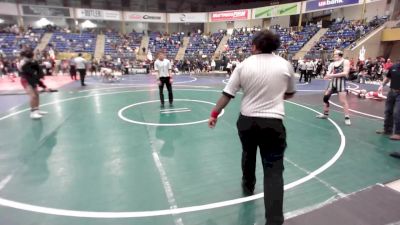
[11,0,301,12]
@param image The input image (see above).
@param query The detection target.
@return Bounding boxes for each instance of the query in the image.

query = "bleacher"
[185,32,224,59]
[306,16,388,59]
[0,29,45,57]
[148,32,184,59]
[228,29,253,58]
[104,32,143,58]
[224,25,319,59]
[275,24,319,54]
[49,32,97,54]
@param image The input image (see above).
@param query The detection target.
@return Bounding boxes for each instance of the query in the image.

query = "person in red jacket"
[384,58,393,73]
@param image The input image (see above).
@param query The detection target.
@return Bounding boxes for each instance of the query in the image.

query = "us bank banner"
[305,0,360,12]
[168,13,208,23]
[253,2,301,19]
[76,8,121,21]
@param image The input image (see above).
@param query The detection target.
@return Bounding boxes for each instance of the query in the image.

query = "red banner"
[210,9,249,22]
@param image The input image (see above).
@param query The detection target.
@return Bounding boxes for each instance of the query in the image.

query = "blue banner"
[306,0,359,12]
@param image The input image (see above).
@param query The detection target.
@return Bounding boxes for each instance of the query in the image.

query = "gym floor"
[0,74,399,225]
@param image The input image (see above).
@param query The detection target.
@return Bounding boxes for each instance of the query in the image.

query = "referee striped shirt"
[223,54,296,119]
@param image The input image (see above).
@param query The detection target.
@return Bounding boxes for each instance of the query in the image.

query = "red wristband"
[211,110,219,119]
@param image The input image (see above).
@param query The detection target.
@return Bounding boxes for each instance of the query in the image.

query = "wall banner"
[253,3,300,19]
[168,13,207,23]
[124,12,166,23]
[21,5,71,17]
[210,9,250,22]
[306,0,360,12]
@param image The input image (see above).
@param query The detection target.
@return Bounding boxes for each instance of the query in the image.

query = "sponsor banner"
[306,0,359,12]
[168,13,207,23]
[0,3,19,16]
[21,5,71,17]
[124,12,166,23]
[76,8,121,21]
[253,2,300,19]
[210,9,250,22]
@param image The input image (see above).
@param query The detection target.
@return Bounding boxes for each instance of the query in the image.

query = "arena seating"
[224,25,319,59]
[49,32,97,53]
[104,32,143,58]
[274,24,319,54]
[148,32,184,59]
[0,29,45,57]
[226,28,253,59]
[306,16,388,59]
[185,32,224,59]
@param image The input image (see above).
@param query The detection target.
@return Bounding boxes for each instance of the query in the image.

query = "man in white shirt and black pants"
[154,52,173,107]
[305,59,315,83]
[298,59,307,83]
[209,30,296,225]
[74,53,87,86]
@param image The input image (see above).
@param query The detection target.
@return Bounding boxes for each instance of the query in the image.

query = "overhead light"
[0,18,4,24]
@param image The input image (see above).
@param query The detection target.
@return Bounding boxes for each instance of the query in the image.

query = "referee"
[208,30,296,225]
[74,53,87,86]
[377,60,400,141]
[154,52,173,107]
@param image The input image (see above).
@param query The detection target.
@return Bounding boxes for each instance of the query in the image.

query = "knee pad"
[323,94,331,106]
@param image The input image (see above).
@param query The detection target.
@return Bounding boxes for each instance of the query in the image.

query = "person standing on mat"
[154,52,173,108]
[74,53,87,86]
[377,61,400,141]
[305,59,315,83]
[298,59,307,83]
[316,50,351,126]
[19,49,48,119]
[69,56,77,80]
[208,30,296,225]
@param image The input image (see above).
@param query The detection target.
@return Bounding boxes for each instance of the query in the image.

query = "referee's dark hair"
[251,30,281,54]
[21,49,34,59]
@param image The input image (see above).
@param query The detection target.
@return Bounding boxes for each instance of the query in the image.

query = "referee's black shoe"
[390,151,400,159]
[241,181,255,196]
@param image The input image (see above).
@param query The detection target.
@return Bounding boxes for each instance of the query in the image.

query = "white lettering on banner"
[76,8,120,20]
[104,11,120,19]
[211,10,248,21]
[234,11,246,17]
[128,14,142,20]
[82,9,102,18]
[143,15,162,20]
[168,13,207,23]
[125,12,165,22]
[318,0,344,7]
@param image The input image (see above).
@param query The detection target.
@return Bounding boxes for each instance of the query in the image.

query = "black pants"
[78,69,86,86]
[237,115,286,225]
[159,77,173,105]
[227,68,232,76]
[70,66,77,80]
[299,69,306,82]
[306,70,313,83]
[384,90,400,134]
